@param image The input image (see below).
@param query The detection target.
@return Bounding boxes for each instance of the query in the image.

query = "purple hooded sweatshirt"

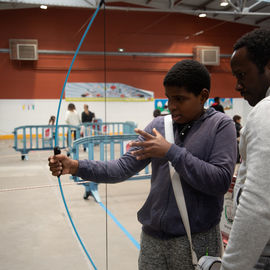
[76,107,237,239]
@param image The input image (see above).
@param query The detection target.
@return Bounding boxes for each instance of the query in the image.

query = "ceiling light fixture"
[220,0,229,7]
[40,5,47,9]
[199,13,207,18]
[118,48,124,52]
[194,30,204,36]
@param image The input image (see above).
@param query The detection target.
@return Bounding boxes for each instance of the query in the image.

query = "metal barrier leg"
[21,154,29,161]
[83,182,101,203]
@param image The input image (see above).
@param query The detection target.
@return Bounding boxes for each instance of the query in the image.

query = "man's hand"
[48,154,79,177]
[129,128,171,160]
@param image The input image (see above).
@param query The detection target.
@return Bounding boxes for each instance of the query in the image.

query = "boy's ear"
[200,88,209,103]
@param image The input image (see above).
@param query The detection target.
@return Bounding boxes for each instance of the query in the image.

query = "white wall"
[0,99,154,135]
[0,98,253,136]
[223,98,253,126]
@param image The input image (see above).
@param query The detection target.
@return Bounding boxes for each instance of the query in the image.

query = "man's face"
[231,47,270,106]
[165,86,208,124]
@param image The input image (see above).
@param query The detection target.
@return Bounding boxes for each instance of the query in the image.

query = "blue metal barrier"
[81,121,137,137]
[13,125,81,160]
[13,121,137,160]
[71,134,151,202]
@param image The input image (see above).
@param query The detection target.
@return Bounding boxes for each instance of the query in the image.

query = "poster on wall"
[207,98,233,110]
[65,82,154,102]
[155,98,233,112]
[154,99,170,114]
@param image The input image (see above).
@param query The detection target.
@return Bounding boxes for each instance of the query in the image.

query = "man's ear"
[266,59,270,70]
[200,88,209,103]
[265,60,270,78]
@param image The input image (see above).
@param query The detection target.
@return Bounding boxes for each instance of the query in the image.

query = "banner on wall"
[155,98,233,111]
[65,82,154,102]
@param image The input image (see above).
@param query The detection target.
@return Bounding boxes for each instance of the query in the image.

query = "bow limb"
[53,1,105,269]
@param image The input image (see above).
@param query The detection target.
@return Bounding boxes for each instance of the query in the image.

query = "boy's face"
[165,86,208,124]
[231,47,270,106]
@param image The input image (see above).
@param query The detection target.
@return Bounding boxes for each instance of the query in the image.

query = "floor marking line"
[0,181,89,192]
[99,202,140,250]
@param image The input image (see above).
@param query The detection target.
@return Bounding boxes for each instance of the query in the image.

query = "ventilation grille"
[9,39,38,60]
[193,46,220,66]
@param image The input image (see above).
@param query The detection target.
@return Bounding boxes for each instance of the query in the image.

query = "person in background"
[221,28,270,270]
[211,97,225,113]
[81,104,95,124]
[232,115,242,163]
[48,115,56,139]
[81,104,95,151]
[49,60,237,270]
[48,115,56,126]
[65,103,81,143]
[232,115,242,138]
[153,109,161,117]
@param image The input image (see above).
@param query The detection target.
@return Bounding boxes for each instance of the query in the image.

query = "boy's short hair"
[233,28,270,73]
[163,59,210,96]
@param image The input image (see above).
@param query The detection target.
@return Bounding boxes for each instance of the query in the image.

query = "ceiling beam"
[233,2,268,22]
[174,0,184,6]
[197,0,215,10]
[256,15,270,24]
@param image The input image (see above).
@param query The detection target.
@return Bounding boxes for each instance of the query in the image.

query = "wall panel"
[0,7,255,100]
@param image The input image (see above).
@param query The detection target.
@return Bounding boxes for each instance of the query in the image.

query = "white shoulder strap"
[164,115,198,267]
[164,114,174,144]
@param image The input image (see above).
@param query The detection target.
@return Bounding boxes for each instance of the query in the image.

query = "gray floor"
[0,140,150,270]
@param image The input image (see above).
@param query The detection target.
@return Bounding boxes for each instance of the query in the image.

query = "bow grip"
[54,146,61,155]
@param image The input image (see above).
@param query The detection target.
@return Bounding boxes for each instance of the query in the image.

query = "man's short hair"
[163,59,210,96]
[233,28,270,73]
